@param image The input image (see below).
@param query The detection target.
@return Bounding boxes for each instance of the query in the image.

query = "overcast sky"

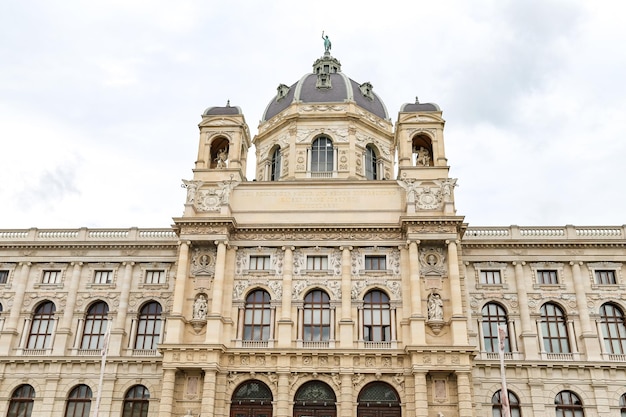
[1,0,625,229]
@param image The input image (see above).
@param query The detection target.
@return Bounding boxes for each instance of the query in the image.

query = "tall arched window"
[599,303,626,355]
[134,302,162,350]
[81,301,109,350]
[64,384,92,417]
[303,290,330,341]
[243,290,272,341]
[270,146,281,181]
[620,393,626,417]
[482,303,510,353]
[311,136,333,173]
[540,303,570,353]
[492,389,521,417]
[363,290,391,342]
[365,144,378,180]
[555,390,584,417]
[27,301,56,349]
[7,384,35,417]
[122,385,150,417]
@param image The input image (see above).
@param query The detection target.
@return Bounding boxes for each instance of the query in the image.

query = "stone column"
[339,246,354,348]
[277,246,294,348]
[200,369,217,417]
[206,240,227,343]
[571,261,600,359]
[158,368,177,416]
[276,372,290,417]
[110,261,134,355]
[447,240,467,344]
[413,371,428,417]
[165,241,190,343]
[408,241,425,344]
[513,261,537,358]
[340,373,354,417]
[0,262,31,355]
[53,262,82,355]
[456,372,473,417]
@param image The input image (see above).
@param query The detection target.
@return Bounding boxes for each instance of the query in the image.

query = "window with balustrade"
[303,290,331,342]
[80,301,109,350]
[540,303,570,354]
[555,390,584,417]
[122,385,150,417]
[27,301,56,350]
[363,290,391,342]
[7,384,35,417]
[491,389,521,417]
[64,384,92,417]
[620,393,626,417]
[482,302,510,353]
[311,136,334,173]
[134,302,162,350]
[243,290,271,341]
[599,303,626,355]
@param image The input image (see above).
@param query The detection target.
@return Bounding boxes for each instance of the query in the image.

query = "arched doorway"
[357,382,401,417]
[230,380,273,417]
[293,381,337,417]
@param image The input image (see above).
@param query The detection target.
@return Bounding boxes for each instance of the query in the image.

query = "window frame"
[93,270,113,285]
[27,301,56,350]
[80,301,109,350]
[0,269,9,284]
[364,255,387,271]
[7,384,35,417]
[555,390,584,417]
[310,136,334,173]
[540,302,571,354]
[491,389,521,417]
[243,290,272,341]
[599,303,626,355]
[249,255,272,271]
[364,144,379,180]
[481,302,510,353]
[306,255,329,271]
[41,269,62,284]
[480,270,502,285]
[134,301,162,351]
[362,290,391,342]
[537,269,559,285]
[64,384,92,417]
[270,146,281,181]
[474,262,507,289]
[530,262,565,290]
[303,289,331,342]
[122,385,150,417]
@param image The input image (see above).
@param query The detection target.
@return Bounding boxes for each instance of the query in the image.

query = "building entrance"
[293,381,337,417]
[357,382,401,417]
[230,380,273,417]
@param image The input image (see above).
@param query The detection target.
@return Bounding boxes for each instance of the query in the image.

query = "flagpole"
[498,325,511,417]
[93,322,110,417]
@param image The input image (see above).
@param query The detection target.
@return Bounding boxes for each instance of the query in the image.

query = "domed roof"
[400,97,440,112]
[262,53,389,122]
[203,101,242,116]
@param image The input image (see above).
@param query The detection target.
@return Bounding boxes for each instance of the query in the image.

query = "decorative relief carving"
[191,247,217,276]
[194,180,239,212]
[398,178,458,210]
[232,229,402,242]
[420,247,446,277]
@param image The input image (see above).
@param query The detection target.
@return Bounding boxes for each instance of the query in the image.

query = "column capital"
[214,240,228,246]
[339,246,353,251]
[445,239,461,246]
[122,261,135,266]
[70,261,84,267]
[282,246,295,251]
[178,240,192,247]
[512,261,526,266]
[18,261,32,267]
[569,261,583,266]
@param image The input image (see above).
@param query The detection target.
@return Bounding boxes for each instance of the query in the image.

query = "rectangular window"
[537,270,558,285]
[365,255,386,271]
[480,270,502,284]
[145,270,166,284]
[0,270,8,284]
[307,256,328,270]
[94,270,113,284]
[595,270,617,285]
[42,270,61,284]
[249,255,271,270]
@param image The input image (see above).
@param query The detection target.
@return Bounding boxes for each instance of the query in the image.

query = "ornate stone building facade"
[1,47,625,417]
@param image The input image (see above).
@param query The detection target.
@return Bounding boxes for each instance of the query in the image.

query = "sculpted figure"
[215,148,228,168]
[322,31,331,52]
[415,146,431,166]
[192,295,208,320]
[428,293,443,321]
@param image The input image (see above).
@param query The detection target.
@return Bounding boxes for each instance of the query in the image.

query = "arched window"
[134,302,162,350]
[365,145,378,180]
[599,303,626,355]
[27,301,56,349]
[620,393,626,417]
[311,136,333,173]
[491,389,521,417]
[357,382,401,417]
[81,301,109,350]
[243,290,272,341]
[303,290,330,341]
[555,390,584,417]
[363,290,391,342]
[540,303,570,353]
[482,303,510,353]
[270,146,281,181]
[64,384,92,417]
[7,384,35,417]
[231,380,273,417]
[122,385,150,417]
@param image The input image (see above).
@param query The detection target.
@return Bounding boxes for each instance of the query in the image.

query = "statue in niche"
[414,146,431,166]
[215,148,228,168]
[192,294,208,320]
[428,292,443,321]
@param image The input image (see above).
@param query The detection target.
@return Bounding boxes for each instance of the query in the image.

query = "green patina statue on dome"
[322,31,331,53]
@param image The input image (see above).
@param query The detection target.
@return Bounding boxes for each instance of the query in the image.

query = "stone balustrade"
[0,227,177,241]
[464,225,625,240]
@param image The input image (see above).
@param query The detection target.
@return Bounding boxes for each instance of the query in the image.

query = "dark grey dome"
[203,103,242,116]
[400,100,440,112]
[262,54,389,122]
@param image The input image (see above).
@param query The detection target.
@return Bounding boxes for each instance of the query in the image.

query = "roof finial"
[415,96,420,104]
[226,99,230,107]
[321,30,331,54]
